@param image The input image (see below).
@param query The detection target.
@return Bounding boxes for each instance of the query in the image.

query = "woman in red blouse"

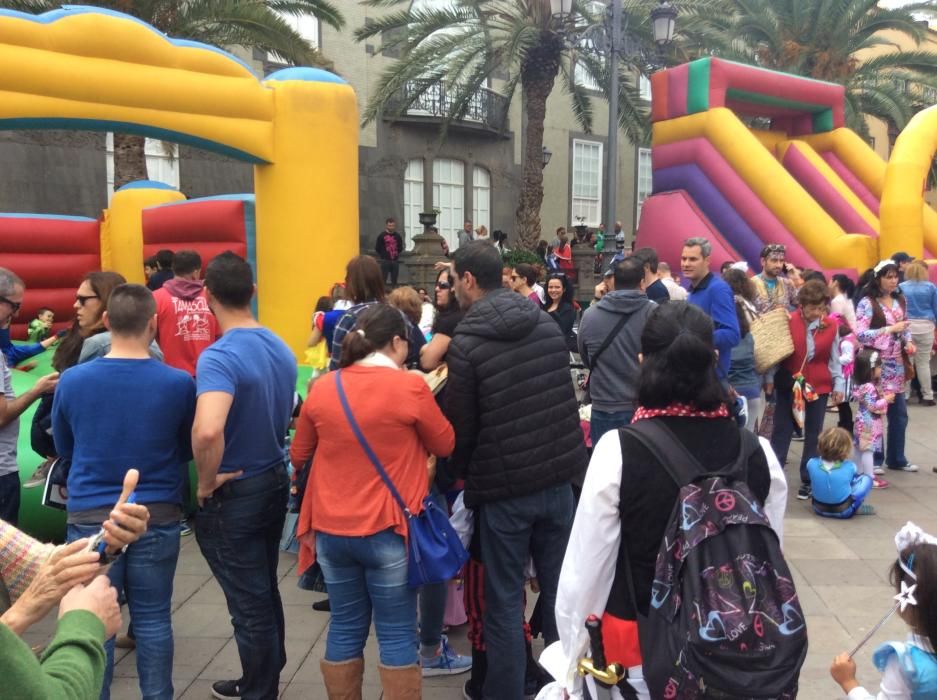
[291,303,454,699]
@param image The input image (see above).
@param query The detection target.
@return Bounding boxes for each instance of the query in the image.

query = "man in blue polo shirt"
[192,252,296,700]
[53,283,195,700]
[682,237,741,381]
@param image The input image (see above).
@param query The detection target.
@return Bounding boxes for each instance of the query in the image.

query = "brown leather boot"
[320,657,364,700]
[377,663,422,699]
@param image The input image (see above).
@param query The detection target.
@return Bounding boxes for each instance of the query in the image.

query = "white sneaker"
[873,466,885,475]
[898,464,920,472]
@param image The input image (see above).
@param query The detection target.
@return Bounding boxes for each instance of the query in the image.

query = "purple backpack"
[621,421,807,699]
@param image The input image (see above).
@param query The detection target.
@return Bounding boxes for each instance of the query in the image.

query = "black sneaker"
[211,680,242,700]
[463,679,482,700]
[797,484,812,500]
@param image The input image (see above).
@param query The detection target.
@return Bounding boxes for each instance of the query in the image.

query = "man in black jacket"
[374,217,404,286]
[446,241,588,700]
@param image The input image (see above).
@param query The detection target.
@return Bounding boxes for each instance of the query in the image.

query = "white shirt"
[831,293,857,332]
[537,429,788,700]
[661,277,688,301]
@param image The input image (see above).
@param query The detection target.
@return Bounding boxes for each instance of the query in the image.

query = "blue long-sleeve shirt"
[688,272,741,379]
[899,280,937,324]
[0,327,43,366]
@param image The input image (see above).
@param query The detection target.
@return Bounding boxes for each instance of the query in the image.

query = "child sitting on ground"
[27,307,53,343]
[831,521,937,698]
[853,349,894,490]
[807,427,874,518]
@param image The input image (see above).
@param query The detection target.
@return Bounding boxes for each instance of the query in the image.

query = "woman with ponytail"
[538,302,788,699]
[290,303,455,700]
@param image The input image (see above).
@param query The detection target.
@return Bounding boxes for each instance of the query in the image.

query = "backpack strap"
[621,419,760,486]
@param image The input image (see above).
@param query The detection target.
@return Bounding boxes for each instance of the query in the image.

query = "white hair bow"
[730,261,749,272]
[895,521,937,580]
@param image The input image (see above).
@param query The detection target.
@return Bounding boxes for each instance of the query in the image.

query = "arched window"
[403,158,425,246]
[472,166,491,234]
[433,158,465,249]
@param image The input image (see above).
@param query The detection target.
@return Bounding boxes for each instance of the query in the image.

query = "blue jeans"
[876,392,910,468]
[418,488,448,651]
[195,465,289,700]
[589,409,634,447]
[479,483,574,700]
[770,374,829,484]
[316,528,418,667]
[0,471,20,525]
[67,522,180,700]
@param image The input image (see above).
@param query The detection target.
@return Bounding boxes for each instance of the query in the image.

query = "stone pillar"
[401,214,448,292]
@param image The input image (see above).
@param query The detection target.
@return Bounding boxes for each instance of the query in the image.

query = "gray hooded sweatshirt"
[577,290,656,413]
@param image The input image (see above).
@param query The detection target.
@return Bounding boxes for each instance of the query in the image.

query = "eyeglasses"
[75,293,100,306]
[0,296,21,314]
[436,282,451,290]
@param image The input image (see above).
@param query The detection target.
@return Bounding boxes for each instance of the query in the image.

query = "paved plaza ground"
[21,402,937,699]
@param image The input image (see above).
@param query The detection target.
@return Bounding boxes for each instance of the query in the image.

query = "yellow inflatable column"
[101,181,186,282]
[880,106,937,259]
[254,69,359,357]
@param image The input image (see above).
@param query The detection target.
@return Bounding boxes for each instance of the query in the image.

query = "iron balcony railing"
[386,79,510,133]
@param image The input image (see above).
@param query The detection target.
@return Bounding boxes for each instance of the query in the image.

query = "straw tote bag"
[751,307,795,375]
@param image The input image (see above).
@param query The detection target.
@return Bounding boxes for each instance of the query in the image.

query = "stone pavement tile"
[184,576,226,606]
[171,573,214,609]
[170,602,233,638]
[837,536,905,561]
[201,637,312,682]
[176,680,289,699]
[782,536,859,560]
[813,585,894,620]
[112,636,229,680]
[792,580,832,617]
[794,558,889,586]
[280,604,329,643]
[783,517,835,538]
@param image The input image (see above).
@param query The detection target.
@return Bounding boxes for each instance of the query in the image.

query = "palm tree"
[694,0,937,137]
[355,0,688,250]
[1,0,345,188]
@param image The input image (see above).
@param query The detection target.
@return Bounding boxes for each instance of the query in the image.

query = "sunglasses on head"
[0,296,21,314]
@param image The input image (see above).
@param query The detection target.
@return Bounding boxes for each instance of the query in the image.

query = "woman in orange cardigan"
[291,303,455,700]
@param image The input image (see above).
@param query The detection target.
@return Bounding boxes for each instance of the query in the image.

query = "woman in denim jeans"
[291,304,455,699]
[899,260,937,405]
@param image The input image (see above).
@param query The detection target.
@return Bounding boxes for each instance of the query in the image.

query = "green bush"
[502,249,543,268]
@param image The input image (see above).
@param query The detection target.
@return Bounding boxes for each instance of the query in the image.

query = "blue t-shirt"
[53,358,196,513]
[196,327,297,477]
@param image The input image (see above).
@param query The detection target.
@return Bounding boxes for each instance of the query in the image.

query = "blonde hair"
[818,427,853,463]
[905,260,929,282]
[387,286,422,326]
[475,225,489,238]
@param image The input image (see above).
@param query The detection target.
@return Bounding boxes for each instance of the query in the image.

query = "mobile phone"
[86,492,137,555]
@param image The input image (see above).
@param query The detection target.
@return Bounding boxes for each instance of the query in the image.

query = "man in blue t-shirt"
[192,252,296,700]
[53,283,195,700]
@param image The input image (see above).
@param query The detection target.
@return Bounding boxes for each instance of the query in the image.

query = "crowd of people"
[0,231,936,700]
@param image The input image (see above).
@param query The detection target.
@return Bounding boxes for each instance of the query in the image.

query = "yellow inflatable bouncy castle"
[0,5,359,356]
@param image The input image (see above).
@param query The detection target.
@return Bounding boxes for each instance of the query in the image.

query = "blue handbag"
[335,370,468,587]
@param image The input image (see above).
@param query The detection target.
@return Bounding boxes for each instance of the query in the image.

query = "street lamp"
[605,0,676,243]
[550,0,573,18]
[542,145,553,168]
[651,1,677,45]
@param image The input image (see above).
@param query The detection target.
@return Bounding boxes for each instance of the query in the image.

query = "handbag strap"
[335,370,412,517]
[587,310,636,370]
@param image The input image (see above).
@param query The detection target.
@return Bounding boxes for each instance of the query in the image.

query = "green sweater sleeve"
[0,610,106,700]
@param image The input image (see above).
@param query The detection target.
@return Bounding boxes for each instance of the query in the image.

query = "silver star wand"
[849,582,917,659]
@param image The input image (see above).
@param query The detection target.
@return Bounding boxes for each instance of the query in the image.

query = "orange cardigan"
[291,365,454,573]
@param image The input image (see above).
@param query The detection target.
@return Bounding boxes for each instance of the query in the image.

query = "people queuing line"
[2,232,936,700]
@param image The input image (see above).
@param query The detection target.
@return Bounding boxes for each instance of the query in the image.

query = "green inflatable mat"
[11,343,316,543]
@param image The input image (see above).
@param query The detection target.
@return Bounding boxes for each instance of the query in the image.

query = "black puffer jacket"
[445,288,588,507]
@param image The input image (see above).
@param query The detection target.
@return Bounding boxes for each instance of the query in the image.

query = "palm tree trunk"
[515,43,561,251]
[113,133,148,191]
